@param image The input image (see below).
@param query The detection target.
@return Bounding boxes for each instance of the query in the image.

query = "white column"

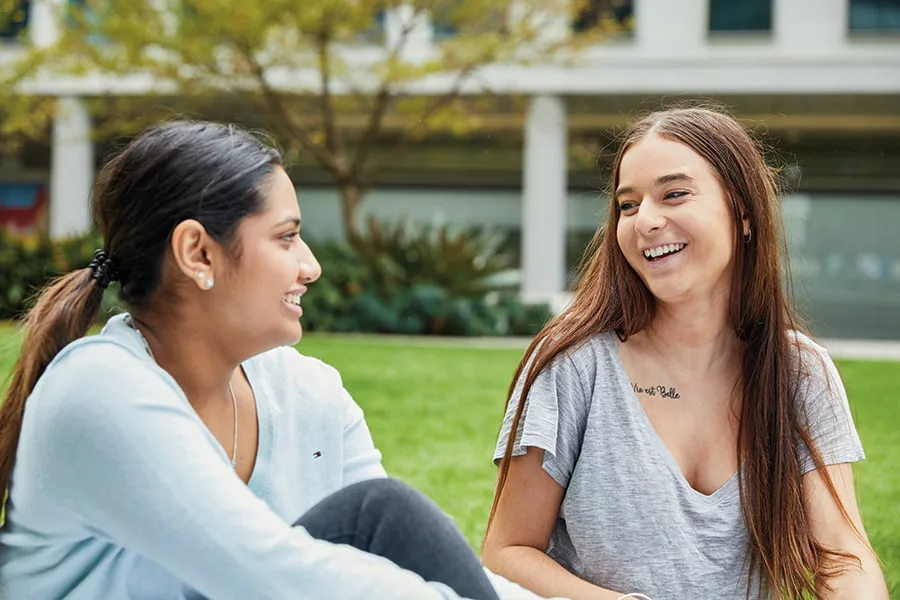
[635,0,705,55]
[775,0,846,54]
[521,95,567,306]
[29,0,62,48]
[50,97,94,239]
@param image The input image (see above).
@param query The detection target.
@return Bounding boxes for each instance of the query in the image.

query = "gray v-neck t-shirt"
[493,331,864,600]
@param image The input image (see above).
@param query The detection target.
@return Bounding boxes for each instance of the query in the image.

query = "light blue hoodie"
[0,314,551,600]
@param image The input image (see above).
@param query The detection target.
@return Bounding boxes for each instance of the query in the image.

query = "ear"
[170,219,219,291]
[740,211,751,238]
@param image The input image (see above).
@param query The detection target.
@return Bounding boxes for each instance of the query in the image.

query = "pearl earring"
[204,278,214,290]
[197,272,205,279]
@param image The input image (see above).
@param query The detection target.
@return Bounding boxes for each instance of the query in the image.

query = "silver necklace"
[226,382,238,469]
[127,315,239,470]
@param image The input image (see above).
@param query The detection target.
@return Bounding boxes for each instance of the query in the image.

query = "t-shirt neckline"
[601,332,741,504]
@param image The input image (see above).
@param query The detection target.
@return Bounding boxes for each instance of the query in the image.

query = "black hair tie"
[88,249,118,289]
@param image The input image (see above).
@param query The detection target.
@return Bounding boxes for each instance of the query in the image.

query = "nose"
[633,197,666,235]
[298,240,322,284]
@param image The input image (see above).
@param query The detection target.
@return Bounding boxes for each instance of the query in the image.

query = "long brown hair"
[0,121,282,509]
[486,107,861,598]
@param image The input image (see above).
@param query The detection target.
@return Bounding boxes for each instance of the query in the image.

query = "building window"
[0,0,30,41]
[573,0,634,36]
[708,0,772,33]
[849,0,900,32]
[432,3,458,39]
[67,0,106,43]
[431,2,508,39]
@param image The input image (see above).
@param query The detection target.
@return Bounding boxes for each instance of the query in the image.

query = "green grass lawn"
[0,324,897,594]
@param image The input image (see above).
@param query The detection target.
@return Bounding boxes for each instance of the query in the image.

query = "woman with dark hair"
[481,107,888,600]
[0,121,555,600]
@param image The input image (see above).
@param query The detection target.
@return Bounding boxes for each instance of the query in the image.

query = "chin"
[283,322,304,346]
[256,326,303,353]
[645,284,693,304]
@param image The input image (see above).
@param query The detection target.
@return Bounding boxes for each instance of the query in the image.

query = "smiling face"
[216,166,321,351]
[614,134,744,307]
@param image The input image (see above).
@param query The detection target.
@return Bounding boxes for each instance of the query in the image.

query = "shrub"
[351,219,513,298]
[0,222,552,336]
[303,221,552,336]
[0,228,120,321]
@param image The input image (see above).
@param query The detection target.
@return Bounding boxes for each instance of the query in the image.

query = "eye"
[618,201,639,216]
[664,190,689,200]
[280,231,300,243]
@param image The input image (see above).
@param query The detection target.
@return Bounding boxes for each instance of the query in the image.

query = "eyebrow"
[272,217,301,229]
[614,172,696,201]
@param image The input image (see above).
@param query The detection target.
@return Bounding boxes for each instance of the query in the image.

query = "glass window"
[708,0,772,33]
[782,193,900,340]
[431,2,507,39]
[849,0,900,32]
[573,0,634,36]
[0,0,30,41]
[432,4,458,39]
[67,0,105,43]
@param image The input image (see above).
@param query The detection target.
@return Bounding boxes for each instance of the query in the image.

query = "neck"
[642,294,739,373]
[128,311,237,411]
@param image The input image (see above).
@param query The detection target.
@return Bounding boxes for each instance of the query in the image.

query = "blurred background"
[1,0,899,339]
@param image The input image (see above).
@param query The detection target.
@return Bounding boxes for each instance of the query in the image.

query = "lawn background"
[0,324,897,595]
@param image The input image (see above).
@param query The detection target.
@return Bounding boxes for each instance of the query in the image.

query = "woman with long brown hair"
[481,107,887,599]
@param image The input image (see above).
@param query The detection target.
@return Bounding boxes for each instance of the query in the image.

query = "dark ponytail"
[0,269,106,497]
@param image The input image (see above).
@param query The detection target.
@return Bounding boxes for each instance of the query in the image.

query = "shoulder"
[40,335,173,399]
[516,330,619,405]
[788,329,830,363]
[785,330,849,414]
[536,330,618,386]
[27,336,188,446]
[565,331,619,367]
[37,313,178,396]
[787,330,840,388]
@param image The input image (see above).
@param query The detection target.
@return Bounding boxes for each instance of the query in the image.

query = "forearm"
[484,545,626,600]
[817,548,889,600]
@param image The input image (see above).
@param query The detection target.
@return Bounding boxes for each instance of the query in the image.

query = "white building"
[2,0,900,337]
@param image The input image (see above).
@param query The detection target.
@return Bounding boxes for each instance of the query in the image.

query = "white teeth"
[284,293,302,306]
[643,243,685,260]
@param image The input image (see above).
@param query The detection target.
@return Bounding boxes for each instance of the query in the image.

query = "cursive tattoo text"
[632,383,681,399]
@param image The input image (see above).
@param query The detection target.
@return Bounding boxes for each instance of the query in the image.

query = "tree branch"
[316,20,344,158]
[237,43,347,181]
[347,6,422,181]
[360,64,478,189]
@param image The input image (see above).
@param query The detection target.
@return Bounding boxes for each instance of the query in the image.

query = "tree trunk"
[338,182,364,244]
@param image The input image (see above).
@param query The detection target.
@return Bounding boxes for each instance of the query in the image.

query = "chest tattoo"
[632,383,681,399]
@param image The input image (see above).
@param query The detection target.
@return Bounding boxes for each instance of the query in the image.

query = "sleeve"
[794,341,865,475]
[31,347,466,600]
[338,381,389,486]
[492,352,589,488]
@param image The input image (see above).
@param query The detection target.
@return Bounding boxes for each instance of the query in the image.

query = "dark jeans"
[294,478,500,600]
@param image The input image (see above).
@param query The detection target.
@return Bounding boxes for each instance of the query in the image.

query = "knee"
[350,478,438,518]
[352,477,420,504]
